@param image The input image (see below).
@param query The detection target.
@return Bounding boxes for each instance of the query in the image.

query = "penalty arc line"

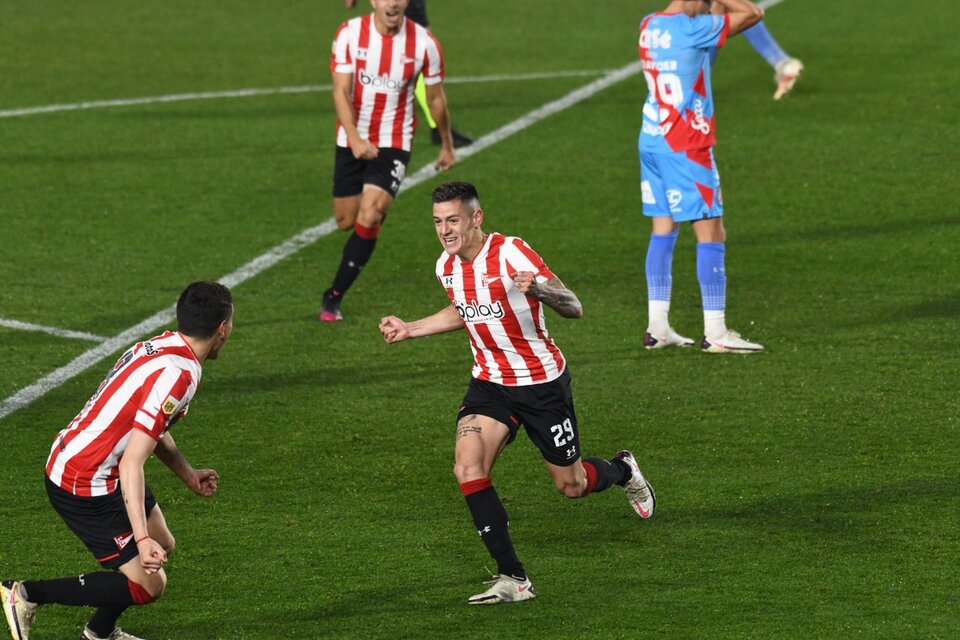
[0,60,642,422]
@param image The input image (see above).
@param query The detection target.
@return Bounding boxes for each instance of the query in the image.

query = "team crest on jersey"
[480,274,501,287]
[114,532,134,550]
[161,397,179,415]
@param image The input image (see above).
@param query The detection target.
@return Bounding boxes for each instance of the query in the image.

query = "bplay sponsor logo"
[358,69,409,93]
[455,299,505,322]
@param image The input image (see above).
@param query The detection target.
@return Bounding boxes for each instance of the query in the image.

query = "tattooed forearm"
[532,277,583,319]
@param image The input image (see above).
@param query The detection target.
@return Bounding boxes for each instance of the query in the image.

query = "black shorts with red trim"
[332,146,411,199]
[45,476,157,570]
[457,369,582,467]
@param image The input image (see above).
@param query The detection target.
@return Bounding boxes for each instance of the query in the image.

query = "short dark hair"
[176,281,233,339]
[431,181,480,205]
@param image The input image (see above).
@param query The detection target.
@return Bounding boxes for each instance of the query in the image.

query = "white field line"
[0,60,642,421]
[0,69,612,120]
[0,318,108,342]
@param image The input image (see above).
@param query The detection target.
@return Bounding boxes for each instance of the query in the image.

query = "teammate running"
[379,181,656,605]
[320,0,457,322]
[2,281,233,640]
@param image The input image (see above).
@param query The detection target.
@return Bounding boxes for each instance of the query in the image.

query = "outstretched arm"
[511,272,583,319]
[380,305,464,343]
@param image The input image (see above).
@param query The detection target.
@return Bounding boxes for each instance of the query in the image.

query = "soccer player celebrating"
[2,282,233,640]
[638,0,766,353]
[320,0,458,322]
[379,181,656,604]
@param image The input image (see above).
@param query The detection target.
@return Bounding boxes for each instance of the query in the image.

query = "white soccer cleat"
[467,574,536,605]
[643,328,695,350]
[615,451,656,518]
[2,580,38,640]
[81,626,147,640]
[700,330,764,354]
[773,58,803,100]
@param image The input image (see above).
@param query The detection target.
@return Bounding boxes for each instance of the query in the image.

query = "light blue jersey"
[638,12,729,154]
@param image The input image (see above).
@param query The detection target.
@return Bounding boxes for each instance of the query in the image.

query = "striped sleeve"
[506,238,556,283]
[133,363,194,440]
[421,29,444,85]
[330,21,354,74]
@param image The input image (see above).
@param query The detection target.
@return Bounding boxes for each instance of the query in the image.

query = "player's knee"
[129,571,166,604]
[160,534,176,555]
[335,216,354,231]
[453,462,484,484]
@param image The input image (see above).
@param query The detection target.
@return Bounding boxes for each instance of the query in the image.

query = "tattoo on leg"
[457,424,482,440]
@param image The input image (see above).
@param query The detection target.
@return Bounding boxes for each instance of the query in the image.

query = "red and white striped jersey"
[436,233,566,387]
[330,14,444,151]
[45,331,202,497]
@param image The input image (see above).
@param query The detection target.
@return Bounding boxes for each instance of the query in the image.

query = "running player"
[379,181,656,604]
[344,0,474,146]
[638,0,766,353]
[320,0,457,322]
[1,282,233,640]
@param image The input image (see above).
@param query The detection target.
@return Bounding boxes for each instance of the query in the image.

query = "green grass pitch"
[0,0,958,638]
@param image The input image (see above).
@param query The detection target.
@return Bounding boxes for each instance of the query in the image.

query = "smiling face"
[370,0,409,35]
[433,199,485,261]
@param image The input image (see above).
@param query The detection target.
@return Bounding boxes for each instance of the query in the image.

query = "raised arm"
[511,273,583,319]
[712,0,765,36]
[380,305,464,343]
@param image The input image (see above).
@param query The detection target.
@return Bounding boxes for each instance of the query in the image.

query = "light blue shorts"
[639,146,723,222]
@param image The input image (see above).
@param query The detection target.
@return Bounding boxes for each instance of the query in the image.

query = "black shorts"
[457,369,582,467]
[405,0,428,27]
[332,146,411,199]
[45,476,157,570]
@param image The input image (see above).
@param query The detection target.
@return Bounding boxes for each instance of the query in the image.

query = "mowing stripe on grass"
[0,69,613,120]
[0,61,642,421]
[0,318,108,342]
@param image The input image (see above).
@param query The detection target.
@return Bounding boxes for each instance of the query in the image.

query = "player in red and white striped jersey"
[379,182,657,605]
[319,0,457,323]
[2,282,233,640]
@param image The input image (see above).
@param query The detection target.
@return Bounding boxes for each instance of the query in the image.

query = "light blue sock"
[696,242,726,311]
[645,229,679,302]
[742,21,789,68]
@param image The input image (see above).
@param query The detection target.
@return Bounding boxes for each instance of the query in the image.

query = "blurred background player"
[1,282,233,640]
[345,0,474,146]
[320,0,457,322]
[379,181,656,604]
[712,3,804,99]
[638,0,765,353]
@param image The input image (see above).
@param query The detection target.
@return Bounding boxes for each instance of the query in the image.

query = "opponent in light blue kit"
[638,0,766,354]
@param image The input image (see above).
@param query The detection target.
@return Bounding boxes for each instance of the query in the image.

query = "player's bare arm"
[511,272,583,319]
[380,304,464,343]
[425,82,456,170]
[119,429,167,573]
[332,71,378,160]
[154,432,219,497]
[712,0,764,35]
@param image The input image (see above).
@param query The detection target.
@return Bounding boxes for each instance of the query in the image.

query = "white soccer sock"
[648,300,671,335]
[704,310,726,340]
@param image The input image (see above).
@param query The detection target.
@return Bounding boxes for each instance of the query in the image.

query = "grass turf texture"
[1,0,958,637]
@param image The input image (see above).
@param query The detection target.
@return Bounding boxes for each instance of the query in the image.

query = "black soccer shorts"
[332,146,411,199]
[45,476,158,569]
[457,369,582,467]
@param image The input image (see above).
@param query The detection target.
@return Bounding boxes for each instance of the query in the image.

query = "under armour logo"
[566,446,577,458]
[477,526,492,536]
